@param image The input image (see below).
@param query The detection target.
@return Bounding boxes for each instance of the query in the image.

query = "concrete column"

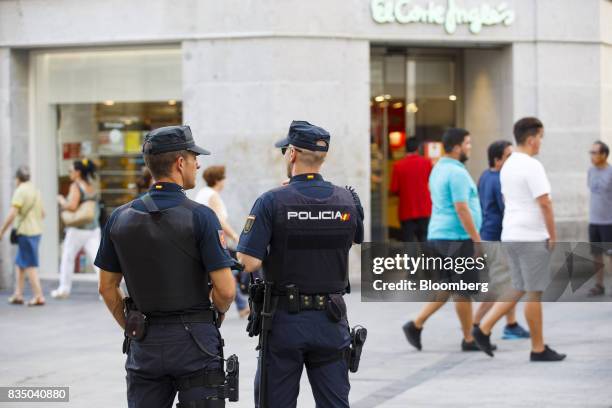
[182,37,370,279]
[463,47,514,178]
[0,49,30,290]
[0,48,12,290]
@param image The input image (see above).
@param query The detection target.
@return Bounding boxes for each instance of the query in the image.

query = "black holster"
[123,297,147,354]
[348,326,367,373]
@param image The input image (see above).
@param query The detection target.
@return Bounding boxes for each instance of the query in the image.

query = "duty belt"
[147,310,216,325]
[276,294,330,312]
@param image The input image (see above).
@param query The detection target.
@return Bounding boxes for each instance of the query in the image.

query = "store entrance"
[370,47,461,241]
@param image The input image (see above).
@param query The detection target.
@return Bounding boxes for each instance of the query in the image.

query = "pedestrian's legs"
[57,228,84,294]
[401,220,417,242]
[83,228,101,279]
[453,296,474,341]
[479,292,523,335]
[13,266,26,298]
[593,253,605,286]
[24,267,44,300]
[524,292,544,352]
[505,305,517,325]
[414,291,450,328]
[473,302,494,325]
[416,217,430,242]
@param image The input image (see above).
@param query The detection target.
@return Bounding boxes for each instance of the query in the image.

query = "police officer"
[237,120,364,408]
[96,125,237,408]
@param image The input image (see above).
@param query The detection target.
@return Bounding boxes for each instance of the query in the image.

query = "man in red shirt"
[390,137,433,242]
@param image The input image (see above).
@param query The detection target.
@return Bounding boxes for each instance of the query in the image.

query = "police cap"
[274,120,330,152]
[142,125,210,155]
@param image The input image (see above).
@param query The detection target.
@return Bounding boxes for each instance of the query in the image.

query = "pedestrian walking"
[0,165,45,306]
[473,140,530,340]
[587,140,612,296]
[51,158,101,299]
[473,117,566,362]
[237,120,365,408]
[95,125,238,407]
[196,165,250,318]
[403,128,486,352]
[390,137,432,242]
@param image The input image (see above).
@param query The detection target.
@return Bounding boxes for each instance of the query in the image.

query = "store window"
[31,47,182,276]
[370,47,462,241]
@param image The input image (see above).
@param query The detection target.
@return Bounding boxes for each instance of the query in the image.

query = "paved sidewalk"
[1,281,611,408]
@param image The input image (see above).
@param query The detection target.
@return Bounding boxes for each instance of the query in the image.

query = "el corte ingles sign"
[371,0,515,34]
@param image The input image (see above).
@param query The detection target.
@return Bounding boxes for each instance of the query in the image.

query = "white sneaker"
[51,289,69,299]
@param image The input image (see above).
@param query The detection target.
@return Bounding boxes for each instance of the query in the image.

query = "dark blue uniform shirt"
[237,173,364,260]
[478,169,505,241]
[95,182,234,274]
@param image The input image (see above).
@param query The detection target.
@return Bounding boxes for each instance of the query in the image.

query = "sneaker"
[402,321,422,351]
[462,339,498,352]
[530,345,566,362]
[502,323,530,339]
[51,289,69,299]
[472,326,495,357]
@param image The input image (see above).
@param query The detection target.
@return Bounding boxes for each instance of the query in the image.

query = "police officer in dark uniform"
[96,125,237,408]
[237,120,365,408]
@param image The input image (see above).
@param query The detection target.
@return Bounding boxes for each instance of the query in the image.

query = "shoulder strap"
[141,193,160,214]
[138,193,202,263]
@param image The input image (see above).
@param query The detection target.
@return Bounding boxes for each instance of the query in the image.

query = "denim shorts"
[15,234,41,268]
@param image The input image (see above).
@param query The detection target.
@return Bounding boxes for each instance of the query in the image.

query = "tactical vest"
[110,196,211,314]
[262,184,358,294]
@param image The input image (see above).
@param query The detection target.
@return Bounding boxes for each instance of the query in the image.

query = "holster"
[123,297,147,342]
[348,326,367,373]
[246,278,265,337]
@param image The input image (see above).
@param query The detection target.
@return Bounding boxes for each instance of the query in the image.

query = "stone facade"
[0,0,611,288]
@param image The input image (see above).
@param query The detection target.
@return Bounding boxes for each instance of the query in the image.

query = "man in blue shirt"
[403,128,486,352]
[473,140,530,340]
[237,121,364,408]
[95,126,236,408]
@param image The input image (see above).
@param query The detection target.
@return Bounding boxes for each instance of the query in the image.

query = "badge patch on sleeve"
[218,230,227,249]
[243,215,256,234]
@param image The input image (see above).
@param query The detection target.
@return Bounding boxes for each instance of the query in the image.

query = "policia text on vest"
[96,125,240,408]
[237,120,367,408]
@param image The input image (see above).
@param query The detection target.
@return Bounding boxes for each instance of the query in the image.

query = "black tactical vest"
[110,197,211,314]
[262,184,358,294]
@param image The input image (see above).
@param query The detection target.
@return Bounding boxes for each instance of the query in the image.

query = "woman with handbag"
[51,158,101,299]
[0,165,45,306]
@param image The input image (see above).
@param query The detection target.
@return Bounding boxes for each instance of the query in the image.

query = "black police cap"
[274,120,330,152]
[142,125,210,155]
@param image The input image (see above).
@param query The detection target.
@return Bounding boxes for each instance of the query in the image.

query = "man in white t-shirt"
[473,117,566,362]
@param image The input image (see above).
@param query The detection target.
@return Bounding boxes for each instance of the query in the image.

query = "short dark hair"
[513,117,543,145]
[442,128,470,153]
[144,150,190,179]
[15,165,30,182]
[594,140,610,158]
[203,165,226,187]
[487,140,512,168]
[406,137,419,153]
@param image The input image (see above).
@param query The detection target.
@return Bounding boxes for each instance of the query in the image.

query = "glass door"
[370,47,461,241]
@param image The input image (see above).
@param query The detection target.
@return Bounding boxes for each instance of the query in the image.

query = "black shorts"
[426,240,480,297]
[589,224,612,255]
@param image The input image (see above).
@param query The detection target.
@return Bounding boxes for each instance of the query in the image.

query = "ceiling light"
[449,95,457,101]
